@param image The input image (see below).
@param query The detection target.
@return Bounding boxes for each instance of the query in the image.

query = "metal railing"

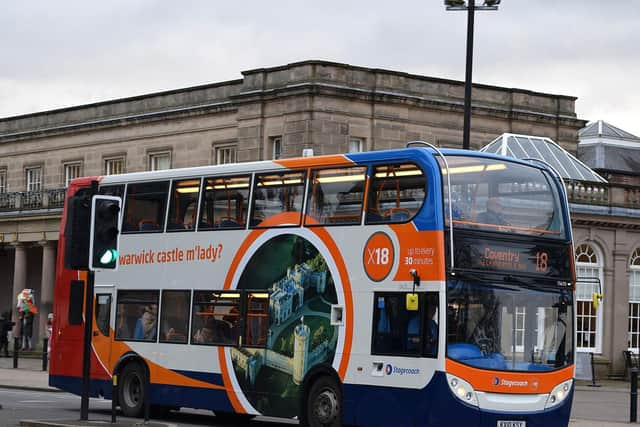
[0,188,66,212]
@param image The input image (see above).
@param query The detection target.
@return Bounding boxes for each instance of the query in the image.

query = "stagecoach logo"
[492,376,530,388]
[385,364,420,376]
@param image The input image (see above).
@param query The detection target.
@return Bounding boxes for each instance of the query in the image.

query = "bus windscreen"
[441,156,566,239]
[447,279,574,372]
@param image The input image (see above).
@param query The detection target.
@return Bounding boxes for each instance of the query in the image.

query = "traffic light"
[89,195,122,271]
[64,191,92,270]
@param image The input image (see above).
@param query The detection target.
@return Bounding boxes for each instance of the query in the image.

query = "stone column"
[39,240,56,342]
[11,242,27,337]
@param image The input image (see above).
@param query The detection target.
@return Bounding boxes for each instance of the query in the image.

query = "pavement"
[0,355,637,427]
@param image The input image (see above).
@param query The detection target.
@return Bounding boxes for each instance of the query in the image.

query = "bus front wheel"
[118,362,146,417]
[301,376,342,427]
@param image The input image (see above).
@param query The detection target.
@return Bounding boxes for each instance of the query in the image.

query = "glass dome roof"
[481,133,606,183]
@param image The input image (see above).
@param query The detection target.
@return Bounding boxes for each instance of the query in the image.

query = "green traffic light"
[99,249,118,265]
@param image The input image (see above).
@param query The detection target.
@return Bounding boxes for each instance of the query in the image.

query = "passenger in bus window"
[477,197,509,226]
[193,317,216,344]
[116,304,132,339]
[122,207,139,233]
[133,305,158,341]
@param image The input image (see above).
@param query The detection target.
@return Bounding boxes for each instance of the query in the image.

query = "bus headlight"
[545,379,573,409]
[446,374,479,407]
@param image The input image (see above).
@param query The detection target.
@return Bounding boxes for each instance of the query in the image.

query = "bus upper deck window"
[305,166,366,226]
[167,179,201,232]
[251,171,306,228]
[198,175,250,231]
[122,181,169,233]
[365,164,426,224]
[99,184,124,198]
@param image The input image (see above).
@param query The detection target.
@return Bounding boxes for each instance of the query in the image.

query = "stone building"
[0,60,594,353]
[573,121,640,377]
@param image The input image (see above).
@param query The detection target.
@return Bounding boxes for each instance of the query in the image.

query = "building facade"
[3,60,618,366]
[572,121,640,377]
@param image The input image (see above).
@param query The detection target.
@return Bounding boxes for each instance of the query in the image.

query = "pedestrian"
[21,311,34,351]
[0,311,14,357]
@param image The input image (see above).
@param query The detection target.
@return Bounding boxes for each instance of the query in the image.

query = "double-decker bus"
[50,144,575,427]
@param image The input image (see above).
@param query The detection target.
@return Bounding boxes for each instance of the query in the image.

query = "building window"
[149,151,171,171]
[26,166,42,192]
[629,248,640,351]
[272,137,282,160]
[349,137,364,153]
[515,306,526,352]
[105,157,125,176]
[216,145,237,165]
[0,169,6,193]
[575,243,604,352]
[64,162,82,187]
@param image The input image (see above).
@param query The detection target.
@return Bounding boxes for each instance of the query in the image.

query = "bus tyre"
[302,376,342,427]
[118,363,146,418]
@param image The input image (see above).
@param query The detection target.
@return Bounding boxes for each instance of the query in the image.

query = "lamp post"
[445,0,501,150]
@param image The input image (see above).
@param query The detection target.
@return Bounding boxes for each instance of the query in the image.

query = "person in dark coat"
[21,311,34,351]
[0,312,15,357]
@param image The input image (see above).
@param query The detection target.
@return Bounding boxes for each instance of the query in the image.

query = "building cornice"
[242,60,579,101]
[0,60,585,143]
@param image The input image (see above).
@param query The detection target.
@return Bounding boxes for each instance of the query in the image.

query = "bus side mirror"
[592,292,603,310]
[406,293,419,311]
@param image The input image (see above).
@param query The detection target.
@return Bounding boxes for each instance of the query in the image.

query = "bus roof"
[91,146,552,186]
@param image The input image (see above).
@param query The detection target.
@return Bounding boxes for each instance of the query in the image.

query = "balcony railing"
[0,188,66,213]
[565,180,640,210]
[565,180,610,206]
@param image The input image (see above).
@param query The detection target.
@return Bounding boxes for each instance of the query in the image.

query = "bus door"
[91,285,115,378]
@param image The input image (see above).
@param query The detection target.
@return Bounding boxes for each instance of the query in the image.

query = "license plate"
[497,422,526,427]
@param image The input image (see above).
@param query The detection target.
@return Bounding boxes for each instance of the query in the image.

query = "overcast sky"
[1,1,638,137]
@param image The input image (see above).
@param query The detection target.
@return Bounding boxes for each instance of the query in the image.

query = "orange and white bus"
[50,144,575,427]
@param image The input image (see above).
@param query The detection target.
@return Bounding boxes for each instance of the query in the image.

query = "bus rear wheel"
[118,362,146,417]
[302,376,342,427]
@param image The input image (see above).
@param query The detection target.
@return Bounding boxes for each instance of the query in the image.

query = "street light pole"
[463,0,475,151]
[445,0,500,150]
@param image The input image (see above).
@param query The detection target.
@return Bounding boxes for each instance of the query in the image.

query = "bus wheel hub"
[313,390,338,423]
